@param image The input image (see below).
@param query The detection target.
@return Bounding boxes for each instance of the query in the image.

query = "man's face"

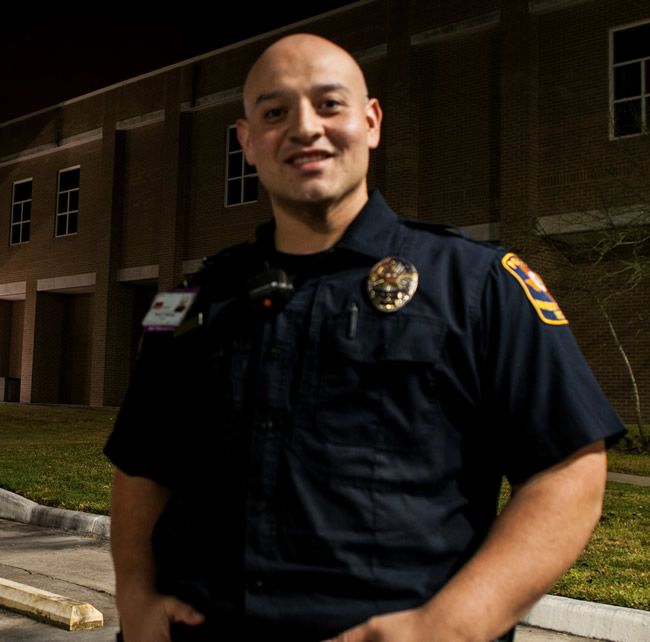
[237,36,382,214]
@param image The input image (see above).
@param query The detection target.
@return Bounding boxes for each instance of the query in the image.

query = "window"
[611,22,650,137]
[56,167,80,236]
[225,125,257,206]
[10,179,32,245]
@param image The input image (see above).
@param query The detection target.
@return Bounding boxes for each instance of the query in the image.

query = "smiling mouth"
[288,153,331,166]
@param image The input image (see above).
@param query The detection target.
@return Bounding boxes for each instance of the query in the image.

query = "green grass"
[607,428,650,475]
[550,482,650,611]
[1,404,649,610]
[498,475,650,612]
[607,450,650,476]
[0,404,115,515]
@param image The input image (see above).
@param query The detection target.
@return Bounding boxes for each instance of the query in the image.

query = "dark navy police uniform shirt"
[105,190,625,641]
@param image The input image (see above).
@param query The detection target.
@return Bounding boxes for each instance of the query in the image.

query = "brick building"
[1,0,649,419]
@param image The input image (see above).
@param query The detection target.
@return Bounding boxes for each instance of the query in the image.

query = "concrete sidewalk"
[0,515,598,642]
[0,474,648,641]
[0,517,118,640]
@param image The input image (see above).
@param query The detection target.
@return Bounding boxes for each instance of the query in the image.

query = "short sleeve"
[104,332,180,487]
[479,252,627,484]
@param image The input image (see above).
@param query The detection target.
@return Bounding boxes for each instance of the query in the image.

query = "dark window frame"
[10,178,32,245]
[55,166,80,237]
[224,125,258,207]
[611,21,650,139]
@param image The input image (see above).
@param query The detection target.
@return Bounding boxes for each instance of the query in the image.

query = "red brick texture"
[0,0,648,422]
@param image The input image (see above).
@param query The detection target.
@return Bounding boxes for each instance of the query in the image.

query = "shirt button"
[248,578,265,593]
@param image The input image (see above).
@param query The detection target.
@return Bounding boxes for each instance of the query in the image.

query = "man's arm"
[326,440,607,642]
[110,469,205,642]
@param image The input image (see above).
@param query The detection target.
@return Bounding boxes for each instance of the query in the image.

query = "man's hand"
[323,607,427,642]
[326,440,606,642]
[111,470,206,641]
[118,590,205,642]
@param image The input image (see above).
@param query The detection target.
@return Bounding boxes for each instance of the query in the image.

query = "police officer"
[105,34,626,642]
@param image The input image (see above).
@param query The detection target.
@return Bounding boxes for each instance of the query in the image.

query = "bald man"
[106,34,625,642]
[236,34,381,253]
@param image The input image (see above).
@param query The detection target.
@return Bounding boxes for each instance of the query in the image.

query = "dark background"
[1,1,358,124]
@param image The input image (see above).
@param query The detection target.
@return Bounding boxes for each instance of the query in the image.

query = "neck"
[271,188,369,254]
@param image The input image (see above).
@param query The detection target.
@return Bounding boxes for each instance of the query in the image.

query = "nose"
[289,100,323,144]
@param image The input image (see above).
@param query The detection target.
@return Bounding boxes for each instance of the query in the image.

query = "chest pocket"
[311,310,446,452]
[200,299,251,410]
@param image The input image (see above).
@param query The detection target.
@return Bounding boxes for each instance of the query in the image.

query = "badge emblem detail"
[367,257,419,313]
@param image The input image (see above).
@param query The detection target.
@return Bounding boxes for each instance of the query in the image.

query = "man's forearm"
[329,440,608,642]
[418,440,607,641]
[110,469,171,603]
[110,470,205,640]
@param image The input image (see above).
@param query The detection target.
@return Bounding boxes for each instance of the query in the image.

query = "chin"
[271,180,363,211]
[287,187,336,205]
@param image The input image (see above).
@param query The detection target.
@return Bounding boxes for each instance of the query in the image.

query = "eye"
[319,98,342,113]
[263,107,285,120]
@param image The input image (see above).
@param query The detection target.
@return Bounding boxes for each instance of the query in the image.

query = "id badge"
[142,287,199,332]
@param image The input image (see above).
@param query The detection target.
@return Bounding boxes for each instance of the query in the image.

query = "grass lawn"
[498,478,650,612]
[607,450,650,476]
[0,404,115,515]
[551,482,650,611]
[0,404,648,610]
[606,425,650,475]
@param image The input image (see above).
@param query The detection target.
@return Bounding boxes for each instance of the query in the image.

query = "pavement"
[0,472,648,641]
[0,518,118,640]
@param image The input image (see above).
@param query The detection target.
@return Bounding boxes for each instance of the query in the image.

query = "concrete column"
[19,283,37,404]
[158,69,186,291]
[0,301,11,375]
[88,96,121,407]
[382,0,419,218]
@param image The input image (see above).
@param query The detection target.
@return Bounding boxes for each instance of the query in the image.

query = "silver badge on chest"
[367,257,419,313]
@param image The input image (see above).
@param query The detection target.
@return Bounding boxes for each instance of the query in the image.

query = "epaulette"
[184,241,256,288]
[403,218,471,239]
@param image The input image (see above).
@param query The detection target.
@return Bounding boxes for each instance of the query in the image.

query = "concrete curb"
[0,488,110,538]
[606,471,650,487]
[0,577,104,630]
[522,594,650,642]
[2,486,649,641]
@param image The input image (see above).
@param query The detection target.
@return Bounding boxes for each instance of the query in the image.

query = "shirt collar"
[334,190,398,260]
[255,190,398,261]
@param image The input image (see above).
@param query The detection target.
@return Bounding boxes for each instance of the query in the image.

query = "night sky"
[1,1,358,124]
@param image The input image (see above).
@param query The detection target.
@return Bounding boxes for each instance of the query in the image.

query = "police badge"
[367,257,419,312]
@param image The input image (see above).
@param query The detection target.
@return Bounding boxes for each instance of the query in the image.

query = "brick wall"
[415,28,498,225]
[120,123,165,268]
[1,0,649,418]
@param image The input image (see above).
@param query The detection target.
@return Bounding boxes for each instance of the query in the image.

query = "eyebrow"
[254,83,350,108]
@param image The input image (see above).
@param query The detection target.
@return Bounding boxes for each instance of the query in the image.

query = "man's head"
[237,34,382,218]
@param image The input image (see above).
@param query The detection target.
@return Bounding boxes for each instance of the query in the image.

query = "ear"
[365,98,382,150]
[236,118,256,165]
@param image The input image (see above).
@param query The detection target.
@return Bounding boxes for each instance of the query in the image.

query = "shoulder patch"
[501,253,568,325]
